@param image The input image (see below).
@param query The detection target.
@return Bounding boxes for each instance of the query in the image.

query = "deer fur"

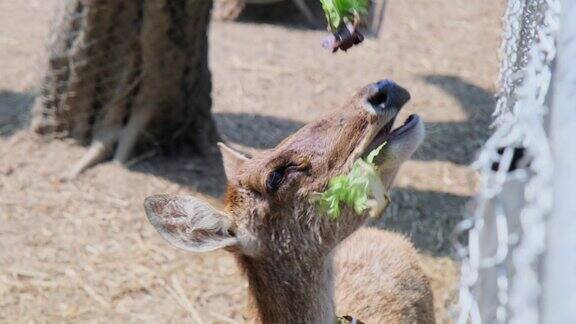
[335,228,434,323]
[144,80,435,323]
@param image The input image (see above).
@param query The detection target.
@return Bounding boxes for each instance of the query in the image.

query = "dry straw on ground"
[1,0,502,322]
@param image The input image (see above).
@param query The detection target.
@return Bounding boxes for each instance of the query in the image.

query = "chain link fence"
[454,0,564,323]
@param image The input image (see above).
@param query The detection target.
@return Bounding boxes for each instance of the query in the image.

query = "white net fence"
[453,0,569,323]
[32,0,142,138]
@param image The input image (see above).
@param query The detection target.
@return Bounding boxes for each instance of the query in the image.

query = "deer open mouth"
[362,80,420,155]
[364,114,421,156]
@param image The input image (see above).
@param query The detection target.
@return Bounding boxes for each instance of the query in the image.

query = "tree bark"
[31,0,219,176]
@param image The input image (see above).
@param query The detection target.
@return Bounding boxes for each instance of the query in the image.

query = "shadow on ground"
[370,188,470,255]
[233,1,325,29]
[215,112,304,149]
[132,152,228,198]
[131,113,305,198]
[414,74,494,165]
[0,90,34,137]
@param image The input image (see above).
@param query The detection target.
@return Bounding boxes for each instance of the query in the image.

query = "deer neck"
[237,250,336,324]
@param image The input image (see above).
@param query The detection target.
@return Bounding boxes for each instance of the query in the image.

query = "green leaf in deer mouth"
[314,142,390,219]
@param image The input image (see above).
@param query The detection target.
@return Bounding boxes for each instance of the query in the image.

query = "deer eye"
[266,168,285,192]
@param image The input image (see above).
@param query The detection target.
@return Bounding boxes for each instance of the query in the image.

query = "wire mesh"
[32,0,214,145]
[454,0,561,323]
[33,0,142,138]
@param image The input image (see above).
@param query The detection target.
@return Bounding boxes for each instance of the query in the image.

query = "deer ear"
[144,195,238,252]
[218,142,249,180]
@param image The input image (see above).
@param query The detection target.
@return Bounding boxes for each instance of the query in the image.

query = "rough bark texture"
[31,0,219,176]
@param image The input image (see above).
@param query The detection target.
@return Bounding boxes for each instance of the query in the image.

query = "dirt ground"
[0,0,502,323]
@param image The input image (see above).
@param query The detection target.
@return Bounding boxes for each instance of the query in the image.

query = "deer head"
[144,80,424,322]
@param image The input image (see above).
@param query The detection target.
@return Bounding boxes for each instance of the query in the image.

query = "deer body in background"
[145,80,435,323]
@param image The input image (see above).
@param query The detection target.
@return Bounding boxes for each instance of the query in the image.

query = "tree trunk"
[31,0,219,176]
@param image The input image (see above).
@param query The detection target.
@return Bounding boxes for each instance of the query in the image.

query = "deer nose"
[375,79,411,109]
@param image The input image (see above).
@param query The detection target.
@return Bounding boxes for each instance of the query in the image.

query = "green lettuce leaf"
[319,0,369,31]
[315,142,388,219]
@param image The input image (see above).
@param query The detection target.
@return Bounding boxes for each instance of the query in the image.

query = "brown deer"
[144,80,435,323]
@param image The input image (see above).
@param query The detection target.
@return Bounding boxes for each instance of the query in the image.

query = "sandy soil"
[0,0,502,322]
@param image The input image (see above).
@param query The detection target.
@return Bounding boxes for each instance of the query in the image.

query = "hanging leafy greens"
[319,0,370,52]
[319,0,369,31]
